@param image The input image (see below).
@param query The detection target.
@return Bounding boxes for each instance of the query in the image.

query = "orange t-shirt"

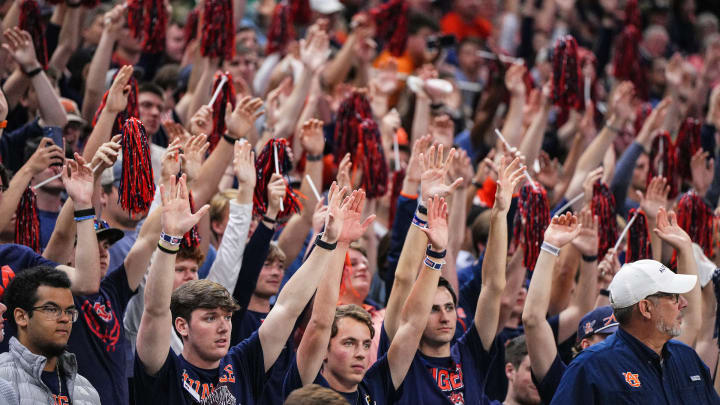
[440,12,492,41]
[373,49,416,75]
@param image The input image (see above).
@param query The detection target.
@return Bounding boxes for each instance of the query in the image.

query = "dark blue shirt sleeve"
[382,195,417,303]
[364,353,404,401]
[0,119,43,172]
[610,142,645,218]
[102,264,137,314]
[531,353,567,405]
[549,355,595,405]
[226,331,266,399]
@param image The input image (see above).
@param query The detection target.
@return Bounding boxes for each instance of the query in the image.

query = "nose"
[218,317,231,333]
[678,294,688,309]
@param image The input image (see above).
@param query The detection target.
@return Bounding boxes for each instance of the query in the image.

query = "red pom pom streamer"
[388,169,405,227]
[209,72,236,153]
[612,0,646,99]
[675,117,703,181]
[333,92,389,198]
[626,208,651,262]
[677,191,714,257]
[266,3,293,55]
[253,138,303,220]
[181,190,201,248]
[289,0,312,26]
[633,102,653,136]
[370,0,409,57]
[201,0,234,60]
[591,181,618,260]
[14,187,40,253]
[184,8,200,45]
[513,182,550,271]
[92,72,140,136]
[127,0,168,53]
[119,118,155,214]
[19,0,48,70]
[551,35,582,111]
[647,131,679,198]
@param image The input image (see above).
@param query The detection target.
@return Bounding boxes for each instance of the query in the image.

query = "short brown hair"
[266,242,286,266]
[210,189,239,224]
[177,245,205,266]
[505,335,528,369]
[331,304,375,339]
[171,280,240,326]
[284,384,346,405]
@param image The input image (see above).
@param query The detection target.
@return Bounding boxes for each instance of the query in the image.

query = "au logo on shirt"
[622,371,641,388]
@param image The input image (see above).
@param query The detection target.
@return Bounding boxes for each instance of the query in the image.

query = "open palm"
[337,189,375,244]
[420,145,463,203]
[543,213,581,248]
[571,209,598,256]
[421,196,449,251]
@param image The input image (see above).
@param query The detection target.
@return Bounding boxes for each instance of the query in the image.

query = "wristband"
[222,134,237,145]
[540,241,560,256]
[74,215,95,222]
[411,214,427,229]
[306,153,323,162]
[314,233,337,250]
[599,288,610,297]
[417,204,427,215]
[160,231,183,246]
[472,181,483,188]
[0,120,7,129]
[157,243,179,254]
[426,245,447,259]
[582,254,598,262]
[74,208,95,218]
[262,214,277,224]
[23,67,43,77]
[423,256,445,271]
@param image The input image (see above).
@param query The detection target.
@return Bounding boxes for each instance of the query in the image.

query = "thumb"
[192,204,211,222]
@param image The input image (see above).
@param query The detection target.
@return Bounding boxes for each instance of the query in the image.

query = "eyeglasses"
[30,304,79,323]
[646,292,680,304]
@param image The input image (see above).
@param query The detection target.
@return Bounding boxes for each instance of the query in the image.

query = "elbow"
[521,310,543,330]
[74,280,101,296]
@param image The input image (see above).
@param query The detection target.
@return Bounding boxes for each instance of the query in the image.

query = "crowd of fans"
[0,0,718,403]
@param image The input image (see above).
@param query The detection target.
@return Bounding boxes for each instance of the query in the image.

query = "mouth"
[351,364,365,372]
[55,329,69,336]
[438,327,452,333]
[215,338,228,347]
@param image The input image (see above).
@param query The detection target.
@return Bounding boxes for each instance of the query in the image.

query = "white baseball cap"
[310,0,344,14]
[608,259,697,308]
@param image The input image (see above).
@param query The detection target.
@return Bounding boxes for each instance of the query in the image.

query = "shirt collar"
[617,327,672,363]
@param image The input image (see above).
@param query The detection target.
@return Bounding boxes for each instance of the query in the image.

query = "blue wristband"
[423,256,445,271]
[412,214,427,228]
[160,231,183,246]
[74,215,95,222]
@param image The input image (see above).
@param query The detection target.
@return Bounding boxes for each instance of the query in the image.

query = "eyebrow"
[37,301,76,310]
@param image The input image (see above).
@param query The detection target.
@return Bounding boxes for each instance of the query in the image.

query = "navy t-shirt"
[38,209,59,250]
[67,264,137,405]
[41,369,71,405]
[283,353,402,404]
[133,331,266,405]
[531,353,567,405]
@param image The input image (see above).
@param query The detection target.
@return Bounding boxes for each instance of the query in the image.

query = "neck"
[321,367,359,394]
[19,335,59,372]
[182,346,221,370]
[247,294,271,313]
[419,339,451,357]
[36,189,62,212]
[339,291,365,307]
[621,324,668,356]
[505,312,522,329]
[115,47,141,65]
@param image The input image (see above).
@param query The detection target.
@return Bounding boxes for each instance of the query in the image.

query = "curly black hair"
[3,266,71,328]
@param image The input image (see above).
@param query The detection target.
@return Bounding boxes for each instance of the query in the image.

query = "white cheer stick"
[614,210,639,251]
[393,132,401,171]
[494,128,538,191]
[305,174,322,203]
[477,50,523,65]
[208,74,228,107]
[555,192,584,214]
[273,142,284,212]
[33,163,102,191]
[584,76,591,104]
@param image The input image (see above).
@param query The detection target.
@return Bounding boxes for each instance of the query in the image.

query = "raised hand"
[420,144,463,203]
[322,182,349,243]
[25,138,64,174]
[543,212,581,248]
[336,188,376,244]
[160,138,183,183]
[406,134,433,184]
[266,173,287,220]
[504,64,527,98]
[61,154,94,207]
[653,207,692,251]
[690,149,714,197]
[448,148,473,189]
[233,139,256,188]
[637,176,669,219]
[90,135,122,173]
[420,195,449,252]
[265,78,291,130]
[430,114,454,146]
[189,105,213,137]
[597,248,620,288]
[106,65,133,114]
[299,119,325,156]
[164,121,191,145]
[226,96,264,139]
[371,60,399,96]
[608,81,634,123]
[183,134,209,183]
[494,155,525,212]
[102,3,125,39]
[637,97,670,142]
[160,174,210,236]
[300,27,330,73]
[2,28,40,72]
[571,208,599,256]
[312,201,329,233]
[582,167,604,203]
[536,151,560,189]
[336,153,351,190]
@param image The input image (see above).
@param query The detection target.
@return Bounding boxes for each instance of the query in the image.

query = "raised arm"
[636,176,670,262]
[384,144,462,340]
[258,182,348,372]
[522,213,580,381]
[519,82,551,171]
[296,189,374,385]
[136,175,210,375]
[48,5,80,73]
[320,14,372,90]
[654,208,701,347]
[501,64,528,147]
[475,155,525,350]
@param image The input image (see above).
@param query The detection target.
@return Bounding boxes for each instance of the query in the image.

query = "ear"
[210,219,226,236]
[174,316,190,339]
[505,362,515,380]
[14,308,29,328]
[580,339,591,350]
[637,300,653,320]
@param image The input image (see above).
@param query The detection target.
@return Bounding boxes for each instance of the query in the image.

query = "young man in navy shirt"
[382,151,525,404]
[551,209,719,404]
[134,179,355,404]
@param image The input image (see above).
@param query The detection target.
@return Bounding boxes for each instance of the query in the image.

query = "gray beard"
[655,319,681,337]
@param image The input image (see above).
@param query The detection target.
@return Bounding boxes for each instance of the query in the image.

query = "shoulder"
[73,374,101,402]
[666,339,706,363]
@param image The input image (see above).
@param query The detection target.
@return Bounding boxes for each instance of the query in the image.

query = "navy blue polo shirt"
[550,328,720,404]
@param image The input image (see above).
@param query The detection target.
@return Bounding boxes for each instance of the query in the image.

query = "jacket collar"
[616,327,671,364]
[9,337,79,383]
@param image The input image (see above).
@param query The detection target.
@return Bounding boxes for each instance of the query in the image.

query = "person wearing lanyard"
[551,209,720,404]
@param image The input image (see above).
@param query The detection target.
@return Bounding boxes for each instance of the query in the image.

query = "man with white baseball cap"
[551,208,719,404]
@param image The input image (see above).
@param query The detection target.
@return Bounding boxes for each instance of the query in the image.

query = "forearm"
[475,209,508,348]
[192,139,234,206]
[677,246,702,346]
[31,73,67,127]
[82,109,117,161]
[82,31,116,121]
[566,117,621,198]
[3,69,30,109]
[520,105,550,173]
[0,166,33,233]
[411,96,431,145]
[124,209,163,290]
[444,189,467,293]
[502,94,526,147]
[188,60,213,122]
[72,205,101,295]
[382,193,417,299]
[207,201,253,290]
[609,142,644,214]
[48,7,80,73]
[320,35,357,90]
[42,199,76,264]
[275,65,313,139]
[1,0,19,33]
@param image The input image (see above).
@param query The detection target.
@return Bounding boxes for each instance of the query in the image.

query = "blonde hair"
[210,189,239,224]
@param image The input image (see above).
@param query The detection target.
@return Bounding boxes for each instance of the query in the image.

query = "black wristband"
[262,214,277,224]
[306,153,323,162]
[74,208,96,218]
[314,233,337,250]
[417,204,427,215]
[157,243,179,254]
[223,134,237,144]
[472,181,483,188]
[582,254,598,263]
[426,245,447,259]
[24,67,43,77]
[600,288,610,297]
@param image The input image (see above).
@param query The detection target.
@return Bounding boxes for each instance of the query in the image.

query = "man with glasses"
[0,265,100,404]
[550,253,720,404]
